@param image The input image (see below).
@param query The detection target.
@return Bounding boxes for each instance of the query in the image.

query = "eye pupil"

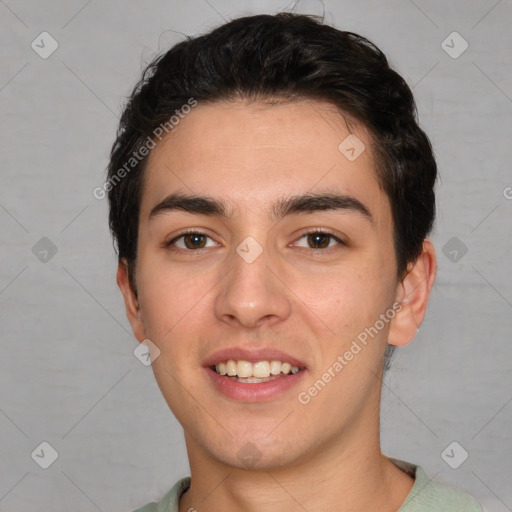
[185,234,206,249]
[308,233,330,249]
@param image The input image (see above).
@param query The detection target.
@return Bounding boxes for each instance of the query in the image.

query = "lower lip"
[205,367,306,402]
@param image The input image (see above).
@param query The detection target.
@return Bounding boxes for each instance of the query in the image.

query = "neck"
[179,409,414,512]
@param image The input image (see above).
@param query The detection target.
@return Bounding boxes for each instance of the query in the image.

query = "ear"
[388,239,437,347]
[117,259,147,343]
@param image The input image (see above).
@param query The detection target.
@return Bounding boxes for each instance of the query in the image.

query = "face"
[121,99,409,470]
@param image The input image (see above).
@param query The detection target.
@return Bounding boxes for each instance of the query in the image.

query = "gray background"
[1,0,511,510]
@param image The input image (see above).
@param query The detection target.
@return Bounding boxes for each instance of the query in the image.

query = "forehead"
[140,99,389,226]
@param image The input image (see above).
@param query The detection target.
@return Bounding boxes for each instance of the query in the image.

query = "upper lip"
[203,347,306,368]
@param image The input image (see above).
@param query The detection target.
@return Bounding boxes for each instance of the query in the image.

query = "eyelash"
[164,228,346,253]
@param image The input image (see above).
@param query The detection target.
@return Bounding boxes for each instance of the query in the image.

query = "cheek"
[137,261,209,344]
[296,259,391,333]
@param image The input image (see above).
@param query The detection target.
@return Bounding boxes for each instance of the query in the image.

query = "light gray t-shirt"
[132,459,483,511]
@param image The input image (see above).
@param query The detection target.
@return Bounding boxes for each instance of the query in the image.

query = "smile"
[212,359,302,380]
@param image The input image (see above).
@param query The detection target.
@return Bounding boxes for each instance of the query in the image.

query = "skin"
[118,98,437,512]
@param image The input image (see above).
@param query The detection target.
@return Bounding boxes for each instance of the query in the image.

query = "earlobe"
[117,260,147,342]
[388,240,437,347]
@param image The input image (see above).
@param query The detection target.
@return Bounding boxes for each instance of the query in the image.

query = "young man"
[107,13,483,512]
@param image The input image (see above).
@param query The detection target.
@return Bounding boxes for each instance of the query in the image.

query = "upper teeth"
[215,360,301,378]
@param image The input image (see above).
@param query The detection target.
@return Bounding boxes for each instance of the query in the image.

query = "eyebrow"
[148,191,372,223]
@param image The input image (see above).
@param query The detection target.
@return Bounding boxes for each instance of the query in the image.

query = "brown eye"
[294,230,345,250]
[166,232,217,250]
[182,233,207,249]
[307,232,331,249]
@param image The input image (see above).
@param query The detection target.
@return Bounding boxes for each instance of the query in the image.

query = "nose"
[214,239,292,329]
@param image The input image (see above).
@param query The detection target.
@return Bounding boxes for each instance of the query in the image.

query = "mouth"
[203,350,307,402]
